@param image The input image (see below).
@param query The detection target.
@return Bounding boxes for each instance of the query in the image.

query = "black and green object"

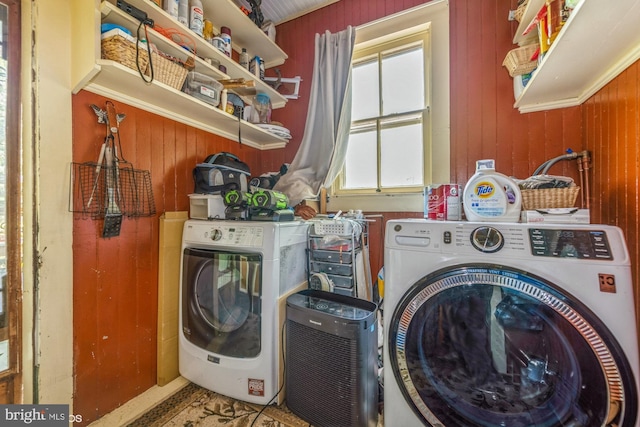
[223,189,251,206]
[250,189,288,210]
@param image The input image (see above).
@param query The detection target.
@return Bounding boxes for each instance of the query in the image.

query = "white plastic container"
[189,194,225,220]
[220,27,232,57]
[463,159,522,222]
[182,71,223,107]
[177,0,188,25]
[189,0,204,36]
[249,56,265,80]
[164,0,179,20]
[239,48,249,70]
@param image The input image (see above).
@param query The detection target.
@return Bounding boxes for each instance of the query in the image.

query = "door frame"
[0,0,22,404]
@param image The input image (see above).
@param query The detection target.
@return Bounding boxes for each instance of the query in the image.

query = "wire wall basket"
[70,162,156,218]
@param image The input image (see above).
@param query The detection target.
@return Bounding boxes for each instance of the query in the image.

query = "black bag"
[193,152,251,194]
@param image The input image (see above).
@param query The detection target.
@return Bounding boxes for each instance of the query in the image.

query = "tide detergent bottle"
[463,159,522,222]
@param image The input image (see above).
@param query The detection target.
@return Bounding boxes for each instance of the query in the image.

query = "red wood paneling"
[584,60,640,319]
[72,90,262,425]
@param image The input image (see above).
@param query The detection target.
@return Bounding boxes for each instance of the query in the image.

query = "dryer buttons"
[443,231,452,244]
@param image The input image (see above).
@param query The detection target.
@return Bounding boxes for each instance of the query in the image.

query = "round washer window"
[182,248,262,358]
[388,264,637,427]
[193,258,250,333]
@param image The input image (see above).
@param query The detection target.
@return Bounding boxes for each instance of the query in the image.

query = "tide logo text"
[474,182,495,198]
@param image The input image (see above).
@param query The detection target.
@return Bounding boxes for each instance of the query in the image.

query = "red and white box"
[424,184,461,221]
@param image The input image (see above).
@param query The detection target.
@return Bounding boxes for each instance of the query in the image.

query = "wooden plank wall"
[71,90,263,424]
[583,60,640,320]
[449,1,583,183]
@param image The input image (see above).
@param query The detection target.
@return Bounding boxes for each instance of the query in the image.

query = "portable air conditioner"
[285,289,378,427]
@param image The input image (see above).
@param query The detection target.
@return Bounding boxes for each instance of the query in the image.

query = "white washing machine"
[179,219,309,405]
[383,219,639,427]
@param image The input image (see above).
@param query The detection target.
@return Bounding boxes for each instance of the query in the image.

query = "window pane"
[344,130,377,189]
[382,47,424,115]
[380,123,423,187]
[351,59,379,121]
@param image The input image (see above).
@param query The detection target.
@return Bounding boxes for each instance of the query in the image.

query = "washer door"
[389,264,638,427]
[182,248,262,358]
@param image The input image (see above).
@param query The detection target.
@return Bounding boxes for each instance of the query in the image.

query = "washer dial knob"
[470,226,504,253]
[210,229,223,241]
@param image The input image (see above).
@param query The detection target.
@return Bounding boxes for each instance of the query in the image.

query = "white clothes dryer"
[383,219,639,427]
[179,219,309,405]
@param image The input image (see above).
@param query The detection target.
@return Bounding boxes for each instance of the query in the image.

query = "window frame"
[327,0,450,213]
[338,32,431,196]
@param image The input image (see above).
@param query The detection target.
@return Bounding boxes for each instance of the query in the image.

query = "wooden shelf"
[71,0,290,150]
[99,1,287,107]
[512,0,544,46]
[87,60,288,149]
[118,0,287,69]
[512,0,640,113]
[199,0,288,69]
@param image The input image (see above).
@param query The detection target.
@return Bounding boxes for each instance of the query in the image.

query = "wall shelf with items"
[511,0,640,113]
[87,60,287,148]
[110,0,287,84]
[196,0,288,69]
[512,0,544,46]
[71,0,289,150]
[98,1,286,107]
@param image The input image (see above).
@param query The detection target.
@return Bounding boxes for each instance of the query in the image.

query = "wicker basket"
[514,0,529,22]
[146,51,189,90]
[101,33,149,73]
[503,44,538,77]
[521,187,580,210]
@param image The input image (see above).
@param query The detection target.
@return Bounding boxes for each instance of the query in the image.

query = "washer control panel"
[386,220,625,263]
[529,228,613,260]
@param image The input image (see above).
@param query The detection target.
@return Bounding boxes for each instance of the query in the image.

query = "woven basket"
[503,44,538,77]
[102,34,149,72]
[521,187,580,210]
[514,0,529,22]
[146,51,189,90]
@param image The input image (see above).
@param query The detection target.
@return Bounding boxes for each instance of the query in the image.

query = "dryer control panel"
[183,222,266,248]
[204,225,264,247]
[529,228,613,260]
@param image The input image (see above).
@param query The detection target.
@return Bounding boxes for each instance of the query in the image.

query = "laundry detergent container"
[463,159,521,222]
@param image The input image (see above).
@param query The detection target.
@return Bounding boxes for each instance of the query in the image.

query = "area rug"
[127,382,310,427]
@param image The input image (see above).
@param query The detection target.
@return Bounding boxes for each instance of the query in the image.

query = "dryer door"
[182,248,262,358]
[388,264,638,427]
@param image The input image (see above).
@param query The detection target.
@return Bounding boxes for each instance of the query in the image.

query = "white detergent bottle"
[189,0,204,36]
[463,159,522,222]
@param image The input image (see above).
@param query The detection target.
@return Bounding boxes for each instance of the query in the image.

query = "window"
[344,34,428,193]
[328,1,449,212]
